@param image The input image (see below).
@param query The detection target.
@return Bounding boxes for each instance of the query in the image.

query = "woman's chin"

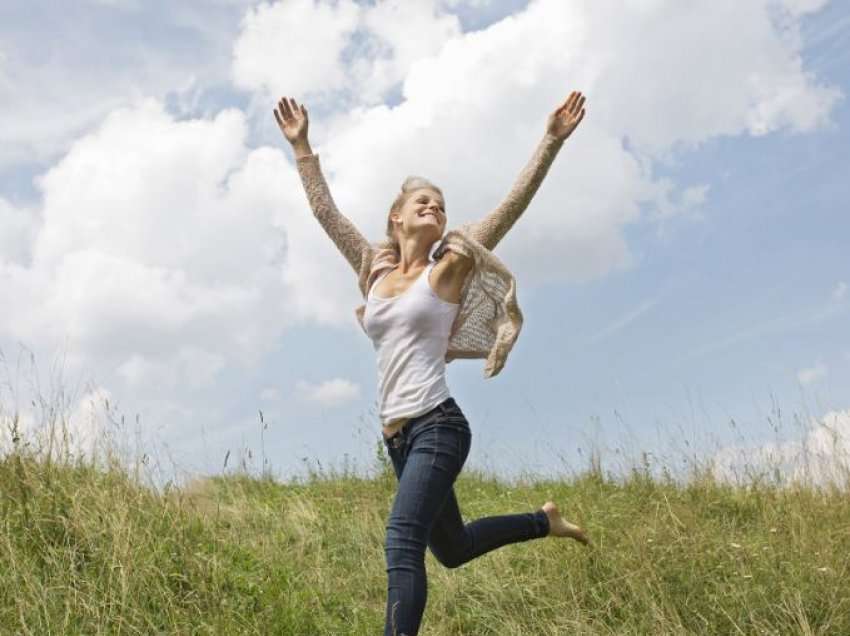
[416,221,443,234]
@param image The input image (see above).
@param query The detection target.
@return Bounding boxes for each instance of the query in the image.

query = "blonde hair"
[382,176,444,251]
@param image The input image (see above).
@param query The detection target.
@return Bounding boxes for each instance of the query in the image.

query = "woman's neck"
[395,236,436,274]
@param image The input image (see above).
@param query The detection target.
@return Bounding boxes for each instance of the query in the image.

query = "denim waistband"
[386,397,459,446]
[419,396,457,421]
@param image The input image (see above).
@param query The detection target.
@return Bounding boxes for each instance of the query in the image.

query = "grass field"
[2,406,849,636]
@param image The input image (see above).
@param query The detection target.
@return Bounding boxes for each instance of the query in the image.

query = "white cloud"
[798,362,828,386]
[568,1,840,155]
[712,408,850,488]
[1,91,405,418]
[780,0,829,17]
[117,348,226,391]
[232,0,462,107]
[832,281,847,302]
[295,377,360,407]
[0,1,257,168]
[0,99,302,396]
[440,0,496,7]
[232,0,361,103]
[353,1,462,105]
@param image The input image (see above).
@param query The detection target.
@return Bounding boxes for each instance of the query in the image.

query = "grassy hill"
[2,438,849,635]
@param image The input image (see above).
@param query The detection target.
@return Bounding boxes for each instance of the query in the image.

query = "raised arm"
[274,96,373,274]
[468,90,586,252]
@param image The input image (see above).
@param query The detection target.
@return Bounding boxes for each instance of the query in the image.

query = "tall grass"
[1,373,849,633]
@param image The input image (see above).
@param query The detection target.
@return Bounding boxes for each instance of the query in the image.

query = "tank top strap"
[368,267,392,299]
[419,260,436,289]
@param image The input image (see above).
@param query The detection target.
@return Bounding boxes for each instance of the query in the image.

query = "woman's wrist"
[543,130,567,146]
[292,138,314,159]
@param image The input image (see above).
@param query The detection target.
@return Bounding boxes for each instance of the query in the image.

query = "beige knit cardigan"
[294,132,565,378]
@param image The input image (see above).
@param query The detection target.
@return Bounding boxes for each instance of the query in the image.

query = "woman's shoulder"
[435,247,473,271]
[433,223,478,258]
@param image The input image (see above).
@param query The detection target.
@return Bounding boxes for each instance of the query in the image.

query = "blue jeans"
[382,397,550,636]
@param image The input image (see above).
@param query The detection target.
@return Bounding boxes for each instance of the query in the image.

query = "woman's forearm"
[275,98,373,276]
[467,88,586,251]
[294,150,373,275]
[292,137,314,160]
[469,131,565,251]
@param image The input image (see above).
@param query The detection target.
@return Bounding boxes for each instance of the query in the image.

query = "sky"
[1,0,848,487]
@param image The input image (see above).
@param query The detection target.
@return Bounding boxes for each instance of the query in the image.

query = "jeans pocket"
[443,403,466,418]
[441,412,469,431]
[383,435,406,480]
[383,430,404,450]
[426,419,469,473]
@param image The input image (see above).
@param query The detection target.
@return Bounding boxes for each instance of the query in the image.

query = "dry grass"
[1,367,849,634]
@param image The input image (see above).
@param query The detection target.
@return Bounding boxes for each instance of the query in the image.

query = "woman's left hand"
[546,90,586,141]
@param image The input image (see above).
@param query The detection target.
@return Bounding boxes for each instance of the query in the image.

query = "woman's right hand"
[273,96,309,146]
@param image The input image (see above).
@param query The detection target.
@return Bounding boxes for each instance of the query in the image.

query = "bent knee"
[430,548,464,569]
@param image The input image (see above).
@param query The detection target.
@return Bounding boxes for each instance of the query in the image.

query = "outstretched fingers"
[559,90,585,117]
[273,98,286,126]
[273,96,310,140]
[559,90,577,113]
[291,97,304,119]
[280,97,293,120]
[573,93,586,116]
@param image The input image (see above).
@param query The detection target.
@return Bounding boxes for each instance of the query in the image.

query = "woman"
[274,91,589,636]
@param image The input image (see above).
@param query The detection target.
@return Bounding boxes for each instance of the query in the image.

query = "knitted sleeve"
[295,153,373,274]
[468,132,565,251]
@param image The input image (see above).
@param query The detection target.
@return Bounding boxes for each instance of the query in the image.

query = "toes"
[575,529,591,546]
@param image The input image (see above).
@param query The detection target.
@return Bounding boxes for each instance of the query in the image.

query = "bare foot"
[542,501,590,545]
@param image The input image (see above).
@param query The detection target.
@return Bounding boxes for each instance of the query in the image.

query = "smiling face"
[390,187,447,243]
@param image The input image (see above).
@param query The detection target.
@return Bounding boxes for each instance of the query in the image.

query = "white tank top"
[363,260,460,425]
